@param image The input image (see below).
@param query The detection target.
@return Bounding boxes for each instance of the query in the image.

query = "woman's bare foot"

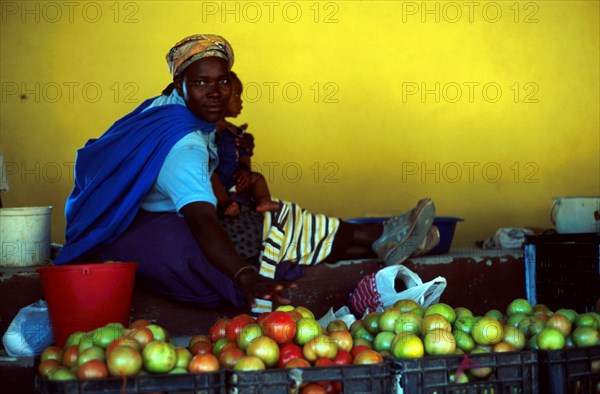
[256,201,280,213]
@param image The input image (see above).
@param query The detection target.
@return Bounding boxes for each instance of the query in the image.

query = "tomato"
[107,345,142,376]
[284,357,311,368]
[233,355,266,371]
[105,336,142,358]
[352,349,383,365]
[175,347,193,369]
[300,383,327,394]
[350,345,371,358]
[277,342,304,368]
[48,367,77,381]
[189,334,211,348]
[314,358,334,367]
[212,337,230,356]
[77,346,105,366]
[261,311,297,345]
[294,306,316,320]
[40,345,63,362]
[218,347,245,369]
[190,341,213,356]
[226,314,255,344]
[326,320,349,333]
[287,310,303,322]
[145,324,169,342]
[332,349,353,365]
[143,340,177,374]
[237,323,264,351]
[126,327,154,348]
[62,345,79,369]
[90,326,124,349]
[129,319,152,329]
[328,330,353,352]
[188,353,220,373]
[296,318,323,346]
[303,335,338,362]
[209,318,229,342]
[246,336,280,367]
[77,359,109,379]
[256,312,270,325]
[38,359,61,377]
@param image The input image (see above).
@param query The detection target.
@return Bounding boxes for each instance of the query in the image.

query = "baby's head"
[225,71,243,118]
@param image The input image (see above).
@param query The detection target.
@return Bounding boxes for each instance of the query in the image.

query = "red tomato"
[126,327,154,348]
[190,341,213,356]
[300,383,327,394]
[314,358,334,367]
[277,342,304,368]
[350,345,371,358]
[209,318,229,343]
[40,345,63,362]
[256,312,270,325]
[284,357,311,368]
[188,353,220,373]
[260,311,297,344]
[129,319,152,329]
[61,345,79,369]
[218,347,245,369]
[38,359,61,377]
[188,334,211,348]
[226,314,255,344]
[77,359,109,379]
[332,349,353,366]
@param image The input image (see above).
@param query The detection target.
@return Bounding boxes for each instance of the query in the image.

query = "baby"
[211,72,280,217]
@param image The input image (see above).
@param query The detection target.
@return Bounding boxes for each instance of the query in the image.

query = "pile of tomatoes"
[37,299,600,392]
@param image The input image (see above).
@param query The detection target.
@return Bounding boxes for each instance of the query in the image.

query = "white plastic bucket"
[0,206,52,267]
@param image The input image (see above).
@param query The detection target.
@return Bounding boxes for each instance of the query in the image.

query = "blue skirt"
[92,210,304,308]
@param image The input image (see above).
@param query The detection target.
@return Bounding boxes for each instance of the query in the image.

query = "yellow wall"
[1,0,599,246]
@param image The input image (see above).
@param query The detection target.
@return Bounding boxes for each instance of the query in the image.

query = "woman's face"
[175,57,232,123]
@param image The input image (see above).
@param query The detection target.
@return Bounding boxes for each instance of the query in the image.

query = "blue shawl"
[54,98,215,265]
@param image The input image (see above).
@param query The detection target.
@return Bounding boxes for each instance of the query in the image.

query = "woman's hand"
[236,268,296,307]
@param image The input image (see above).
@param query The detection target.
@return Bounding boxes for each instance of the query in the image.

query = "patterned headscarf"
[166,34,234,77]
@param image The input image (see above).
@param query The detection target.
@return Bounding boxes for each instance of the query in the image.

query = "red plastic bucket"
[36,262,138,347]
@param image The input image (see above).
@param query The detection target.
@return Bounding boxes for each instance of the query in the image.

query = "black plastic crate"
[524,233,600,312]
[35,371,227,394]
[227,363,391,394]
[389,350,539,394]
[538,345,600,394]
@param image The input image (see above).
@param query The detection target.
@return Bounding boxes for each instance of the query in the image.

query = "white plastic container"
[551,196,600,234]
[0,206,52,267]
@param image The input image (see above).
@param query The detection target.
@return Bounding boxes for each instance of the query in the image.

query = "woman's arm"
[180,201,289,306]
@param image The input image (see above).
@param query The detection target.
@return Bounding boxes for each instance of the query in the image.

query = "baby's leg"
[249,172,280,213]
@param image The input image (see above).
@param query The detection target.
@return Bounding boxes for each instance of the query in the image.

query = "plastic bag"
[349,265,447,316]
[2,299,54,357]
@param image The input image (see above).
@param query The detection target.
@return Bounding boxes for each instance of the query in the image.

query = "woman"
[54,34,439,311]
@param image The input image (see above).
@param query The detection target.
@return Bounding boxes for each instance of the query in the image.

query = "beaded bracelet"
[233,265,258,285]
